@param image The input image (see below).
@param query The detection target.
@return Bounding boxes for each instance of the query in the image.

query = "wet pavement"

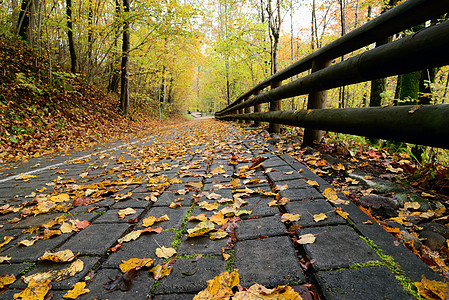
[0,119,441,299]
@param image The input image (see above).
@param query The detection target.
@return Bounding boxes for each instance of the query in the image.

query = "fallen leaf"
[150,264,173,280]
[297,234,316,244]
[332,163,345,171]
[306,180,319,186]
[193,269,239,299]
[209,212,227,226]
[187,220,215,238]
[13,279,50,300]
[186,182,203,189]
[313,213,327,222]
[0,274,16,288]
[198,201,218,211]
[118,207,137,219]
[323,188,349,205]
[207,192,222,200]
[169,201,181,208]
[155,246,177,259]
[39,249,78,262]
[23,259,84,284]
[231,178,241,188]
[404,202,421,210]
[281,213,300,223]
[60,222,76,234]
[189,214,208,222]
[415,275,449,300]
[18,238,38,247]
[142,214,170,227]
[76,220,90,230]
[119,258,154,273]
[233,283,302,299]
[335,207,349,219]
[0,255,12,263]
[0,236,15,248]
[210,230,228,240]
[48,194,70,203]
[118,230,142,244]
[108,244,122,253]
[63,282,90,299]
[16,173,37,181]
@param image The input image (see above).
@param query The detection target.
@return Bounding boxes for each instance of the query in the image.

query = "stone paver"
[315,266,414,299]
[0,119,442,299]
[234,236,305,288]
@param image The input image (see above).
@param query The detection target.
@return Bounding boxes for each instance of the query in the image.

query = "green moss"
[225,250,235,273]
[349,261,384,269]
[171,203,195,249]
[18,262,36,276]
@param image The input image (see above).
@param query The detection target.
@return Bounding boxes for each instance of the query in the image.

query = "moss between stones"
[225,249,235,273]
[360,236,419,298]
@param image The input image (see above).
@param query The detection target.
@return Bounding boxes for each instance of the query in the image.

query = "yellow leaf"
[150,264,173,280]
[177,189,188,195]
[63,282,90,299]
[404,202,421,210]
[114,192,132,201]
[36,187,47,192]
[306,180,319,186]
[142,214,170,227]
[323,188,349,205]
[332,163,345,171]
[234,210,252,217]
[207,192,222,200]
[18,238,38,247]
[210,230,228,240]
[155,246,177,259]
[0,236,15,248]
[313,213,327,222]
[198,201,218,211]
[268,200,278,207]
[0,274,16,288]
[48,193,70,203]
[194,270,239,300]
[218,197,233,204]
[23,259,84,284]
[169,201,181,208]
[0,255,12,263]
[221,247,230,261]
[187,220,215,238]
[234,283,302,299]
[117,207,137,219]
[39,249,77,262]
[297,234,316,244]
[60,222,76,234]
[421,192,436,198]
[16,173,37,181]
[281,213,300,223]
[335,207,349,219]
[231,178,241,188]
[186,182,203,189]
[209,212,227,226]
[119,258,154,273]
[189,214,208,222]
[415,275,449,300]
[13,279,51,300]
[118,230,142,244]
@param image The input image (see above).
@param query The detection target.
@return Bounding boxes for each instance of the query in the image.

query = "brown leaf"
[104,269,138,292]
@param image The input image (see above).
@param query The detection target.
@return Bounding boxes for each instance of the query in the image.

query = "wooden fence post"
[302,59,331,146]
[253,90,262,127]
[268,80,282,133]
[243,96,250,124]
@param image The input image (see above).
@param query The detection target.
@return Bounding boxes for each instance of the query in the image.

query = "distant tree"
[66,0,77,73]
[120,0,130,116]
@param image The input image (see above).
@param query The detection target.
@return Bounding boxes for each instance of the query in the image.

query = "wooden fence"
[215,0,449,149]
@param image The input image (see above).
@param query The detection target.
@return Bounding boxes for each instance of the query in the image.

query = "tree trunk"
[17,0,31,41]
[108,0,121,94]
[369,0,397,108]
[120,0,130,116]
[66,0,77,73]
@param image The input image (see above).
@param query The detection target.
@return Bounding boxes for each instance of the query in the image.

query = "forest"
[5,0,448,117]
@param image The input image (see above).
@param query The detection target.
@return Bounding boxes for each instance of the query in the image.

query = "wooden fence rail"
[215,0,449,149]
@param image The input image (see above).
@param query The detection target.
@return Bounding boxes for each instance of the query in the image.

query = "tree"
[66,0,77,73]
[369,0,398,108]
[120,0,130,116]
